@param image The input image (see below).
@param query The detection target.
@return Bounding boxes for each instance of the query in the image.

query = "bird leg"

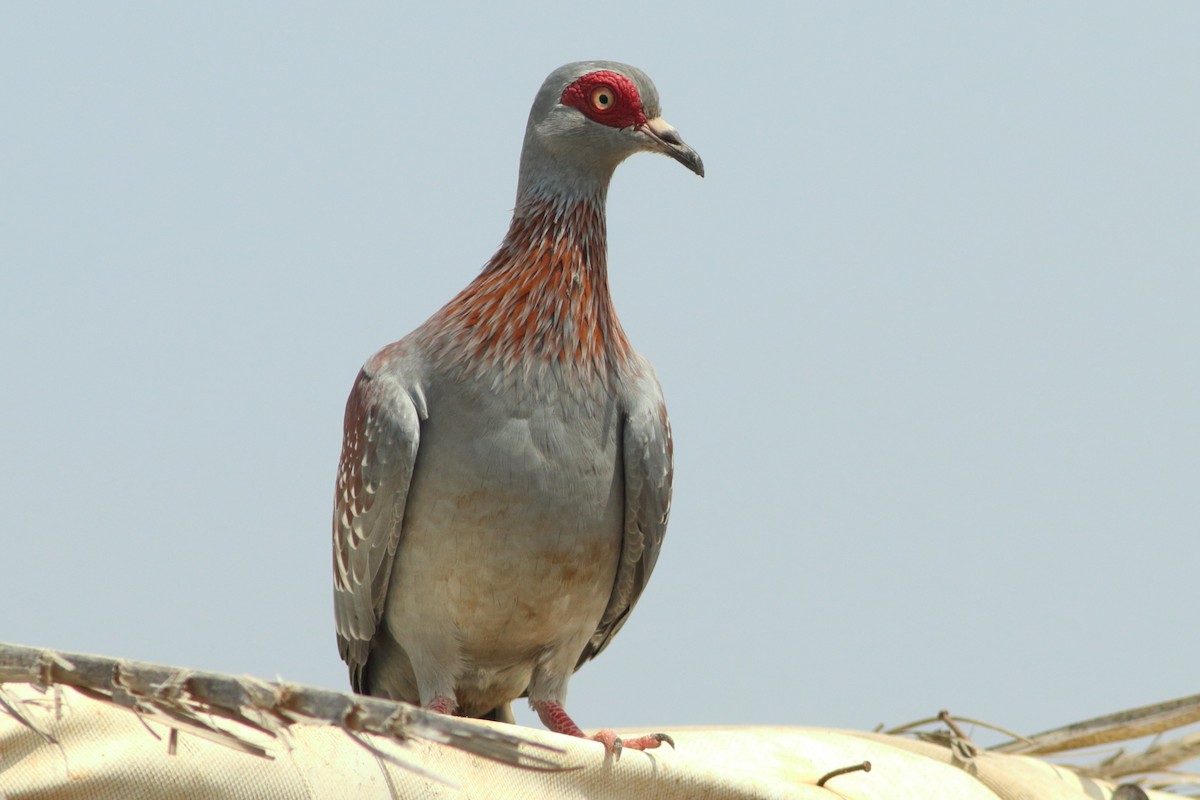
[531,699,674,757]
[425,695,458,716]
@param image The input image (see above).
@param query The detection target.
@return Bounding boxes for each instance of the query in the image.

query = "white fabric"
[0,685,1169,799]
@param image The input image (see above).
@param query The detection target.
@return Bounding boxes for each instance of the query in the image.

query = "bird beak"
[639,117,705,178]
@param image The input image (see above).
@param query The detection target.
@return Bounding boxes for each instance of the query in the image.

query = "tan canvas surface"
[0,685,1170,799]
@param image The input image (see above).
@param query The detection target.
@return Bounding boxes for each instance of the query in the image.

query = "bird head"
[517,61,704,198]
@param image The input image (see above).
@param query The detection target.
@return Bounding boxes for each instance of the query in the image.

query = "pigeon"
[333,60,703,754]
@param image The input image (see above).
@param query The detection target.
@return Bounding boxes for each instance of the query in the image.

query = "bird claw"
[593,729,674,758]
[533,701,674,758]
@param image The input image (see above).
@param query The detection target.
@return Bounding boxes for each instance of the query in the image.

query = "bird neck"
[428,185,633,380]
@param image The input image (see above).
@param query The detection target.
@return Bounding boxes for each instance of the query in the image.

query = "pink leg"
[531,699,674,758]
[425,695,458,715]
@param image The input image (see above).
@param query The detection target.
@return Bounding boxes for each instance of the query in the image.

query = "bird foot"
[591,728,675,758]
[531,700,674,758]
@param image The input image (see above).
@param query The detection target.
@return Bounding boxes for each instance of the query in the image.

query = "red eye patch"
[560,70,646,130]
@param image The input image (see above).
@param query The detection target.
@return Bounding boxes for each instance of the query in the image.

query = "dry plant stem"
[0,641,561,770]
[817,760,871,787]
[884,712,1033,746]
[1089,733,1200,781]
[991,693,1200,756]
[885,697,1200,789]
[937,710,978,762]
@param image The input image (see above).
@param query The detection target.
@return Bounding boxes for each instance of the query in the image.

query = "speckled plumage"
[332,61,701,749]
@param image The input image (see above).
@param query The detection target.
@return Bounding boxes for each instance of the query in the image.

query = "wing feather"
[578,374,673,667]
[332,365,423,691]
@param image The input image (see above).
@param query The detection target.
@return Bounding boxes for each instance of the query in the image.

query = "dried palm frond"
[0,640,562,773]
[883,695,1200,796]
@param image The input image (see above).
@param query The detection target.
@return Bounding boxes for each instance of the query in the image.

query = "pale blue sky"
[3,3,1198,739]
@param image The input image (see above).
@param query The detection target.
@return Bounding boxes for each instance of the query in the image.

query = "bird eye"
[590,86,615,111]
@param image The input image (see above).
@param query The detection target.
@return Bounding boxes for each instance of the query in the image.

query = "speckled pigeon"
[333,61,703,754]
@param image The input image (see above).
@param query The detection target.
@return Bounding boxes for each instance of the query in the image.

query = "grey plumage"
[333,61,700,745]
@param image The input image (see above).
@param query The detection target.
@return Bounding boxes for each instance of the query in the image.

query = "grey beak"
[641,117,705,177]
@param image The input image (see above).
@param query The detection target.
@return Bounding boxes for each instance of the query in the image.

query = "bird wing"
[578,371,673,667]
[333,363,424,692]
